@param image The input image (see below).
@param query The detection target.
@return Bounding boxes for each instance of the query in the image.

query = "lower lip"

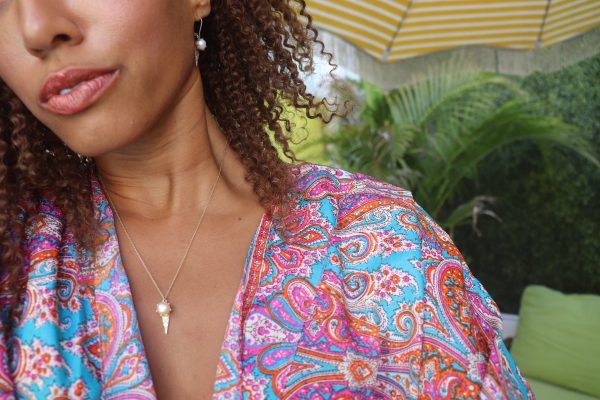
[42,70,120,116]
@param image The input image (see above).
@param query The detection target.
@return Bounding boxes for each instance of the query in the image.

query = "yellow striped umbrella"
[305,0,600,62]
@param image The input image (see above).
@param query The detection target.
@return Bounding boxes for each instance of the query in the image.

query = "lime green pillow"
[527,378,600,400]
[511,285,600,398]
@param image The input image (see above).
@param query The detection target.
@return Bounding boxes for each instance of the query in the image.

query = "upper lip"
[39,67,117,103]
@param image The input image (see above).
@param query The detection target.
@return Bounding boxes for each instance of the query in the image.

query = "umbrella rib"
[383,0,414,63]
[536,0,553,49]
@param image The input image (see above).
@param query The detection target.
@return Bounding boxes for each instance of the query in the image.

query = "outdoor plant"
[323,60,599,235]
[452,54,600,312]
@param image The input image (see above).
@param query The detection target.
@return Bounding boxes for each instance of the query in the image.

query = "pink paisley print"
[0,163,532,399]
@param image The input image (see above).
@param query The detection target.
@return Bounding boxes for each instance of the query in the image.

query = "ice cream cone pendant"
[156,300,172,335]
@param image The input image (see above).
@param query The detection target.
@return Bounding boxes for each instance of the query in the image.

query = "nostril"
[55,33,71,42]
[47,33,73,49]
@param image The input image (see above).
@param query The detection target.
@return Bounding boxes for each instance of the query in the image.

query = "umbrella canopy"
[305,0,600,62]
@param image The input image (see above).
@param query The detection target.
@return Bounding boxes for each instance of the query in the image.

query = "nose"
[18,0,83,58]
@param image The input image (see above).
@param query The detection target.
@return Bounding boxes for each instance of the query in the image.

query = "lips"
[39,68,119,116]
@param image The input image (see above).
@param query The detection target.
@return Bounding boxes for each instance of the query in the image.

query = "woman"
[0,0,532,399]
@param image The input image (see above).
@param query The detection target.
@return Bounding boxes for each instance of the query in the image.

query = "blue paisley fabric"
[0,163,533,399]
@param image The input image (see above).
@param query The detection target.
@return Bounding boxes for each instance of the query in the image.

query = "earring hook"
[194,18,207,66]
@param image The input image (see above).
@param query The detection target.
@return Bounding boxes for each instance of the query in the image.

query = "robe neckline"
[90,176,273,396]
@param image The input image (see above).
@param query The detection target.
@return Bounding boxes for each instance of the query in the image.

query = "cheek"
[0,39,38,113]
[100,0,192,64]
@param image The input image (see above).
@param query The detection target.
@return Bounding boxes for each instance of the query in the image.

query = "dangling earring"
[195,19,207,66]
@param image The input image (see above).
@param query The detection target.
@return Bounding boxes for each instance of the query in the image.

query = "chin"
[52,118,141,158]
[60,133,127,158]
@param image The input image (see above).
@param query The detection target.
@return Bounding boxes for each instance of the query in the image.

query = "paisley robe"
[0,164,532,399]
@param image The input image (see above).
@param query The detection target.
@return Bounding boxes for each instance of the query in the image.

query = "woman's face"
[0,0,207,156]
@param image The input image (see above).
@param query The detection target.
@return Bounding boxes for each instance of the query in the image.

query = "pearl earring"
[195,18,207,66]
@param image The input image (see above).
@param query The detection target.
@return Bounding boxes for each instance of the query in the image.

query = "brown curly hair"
[0,0,340,291]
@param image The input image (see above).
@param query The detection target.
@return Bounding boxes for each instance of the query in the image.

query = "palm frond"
[320,58,599,233]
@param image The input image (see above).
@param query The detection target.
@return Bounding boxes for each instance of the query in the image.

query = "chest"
[116,213,263,399]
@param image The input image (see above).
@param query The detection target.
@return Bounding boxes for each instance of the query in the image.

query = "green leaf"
[319,57,599,233]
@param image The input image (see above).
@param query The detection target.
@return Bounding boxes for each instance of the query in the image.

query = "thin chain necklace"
[99,150,226,335]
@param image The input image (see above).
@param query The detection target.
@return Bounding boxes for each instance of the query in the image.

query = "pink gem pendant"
[156,300,172,335]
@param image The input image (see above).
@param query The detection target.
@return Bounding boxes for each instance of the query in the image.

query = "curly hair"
[0,0,340,292]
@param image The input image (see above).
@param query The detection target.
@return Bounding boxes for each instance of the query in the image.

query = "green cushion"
[511,285,600,398]
[527,378,600,400]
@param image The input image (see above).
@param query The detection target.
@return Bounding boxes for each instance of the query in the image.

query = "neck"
[95,78,252,220]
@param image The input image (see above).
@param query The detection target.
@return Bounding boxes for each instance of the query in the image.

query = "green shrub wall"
[453,53,600,313]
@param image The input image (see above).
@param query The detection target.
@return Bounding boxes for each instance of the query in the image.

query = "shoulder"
[286,163,439,312]
[0,196,64,337]
[290,163,421,232]
[287,163,482,336]
[1,196,64,277]
[289,163,455,260]
[291,162,414,205]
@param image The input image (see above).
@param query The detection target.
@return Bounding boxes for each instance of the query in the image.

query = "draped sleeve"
[330,183,533,399]
[275,164,533,399]
[406,201,532,399]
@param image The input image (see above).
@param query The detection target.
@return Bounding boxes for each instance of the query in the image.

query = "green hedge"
[453,53,600,313]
